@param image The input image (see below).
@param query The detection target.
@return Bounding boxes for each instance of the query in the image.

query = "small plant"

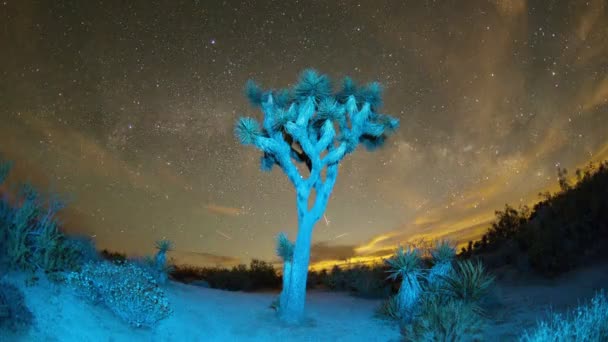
[520,290,608,342]
[276,232,294,314]
[152,239,174,284]
[375,295,402,321]
[439,259,495,313]
[401,293,484,342]
[385,245,423,323]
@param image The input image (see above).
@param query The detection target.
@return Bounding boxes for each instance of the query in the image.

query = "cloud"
[310,242,357,263]
[171,249,242,267]
[492,0,526,18]
[205,204,244,216]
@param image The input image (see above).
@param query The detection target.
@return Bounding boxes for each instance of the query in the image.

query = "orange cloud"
[205,204,244,216]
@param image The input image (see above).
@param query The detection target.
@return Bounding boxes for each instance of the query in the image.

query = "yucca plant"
[427,239,456,290]
[439,259,495,314]
[375,294,402,321]
[276,232,294,315]
[154,239,174,284]
[385,245,423,322]
[401,292,485,342]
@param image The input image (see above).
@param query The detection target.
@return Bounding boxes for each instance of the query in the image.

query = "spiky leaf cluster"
[385,246,422,281]
[234,68,400,177]
[234,117,262,145]
[275,232,294,262]
[401,292,485,342]
[439,259,495,308]
[431,239,456,264]
[375,295,402,321]
[155,239,174,253]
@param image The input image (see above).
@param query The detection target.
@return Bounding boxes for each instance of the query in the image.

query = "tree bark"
[279,217,314,324]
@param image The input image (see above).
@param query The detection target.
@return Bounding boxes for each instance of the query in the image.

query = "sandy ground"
[482,260,608,341]
[1,260,607,341]
[0,273,401,342]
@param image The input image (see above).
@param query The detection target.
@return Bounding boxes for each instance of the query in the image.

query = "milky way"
[1,0,607,268]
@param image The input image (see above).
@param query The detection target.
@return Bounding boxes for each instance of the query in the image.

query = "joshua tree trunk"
[279,216,314,324]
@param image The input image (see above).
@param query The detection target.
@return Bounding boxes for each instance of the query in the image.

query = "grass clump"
[401,293,484,342]
[439,259,495,312]
[375,295,401,321]
[520,290,608,342]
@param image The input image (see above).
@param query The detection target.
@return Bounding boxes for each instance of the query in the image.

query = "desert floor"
[2,260,607,341]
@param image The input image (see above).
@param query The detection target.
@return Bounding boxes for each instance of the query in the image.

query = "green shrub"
[385,246,424,323]
[400,293,484,342]
[375,295,401,321]
[439,259,494,313]
[349,265,391,299]
[427,240,456,291]
[520,290,608,342]
[67,261,172,328]
[0,169,89,274]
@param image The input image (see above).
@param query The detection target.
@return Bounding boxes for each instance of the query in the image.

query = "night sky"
[1,1,607,269]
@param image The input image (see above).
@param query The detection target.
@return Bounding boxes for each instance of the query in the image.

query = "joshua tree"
[275,232,294,313]
[385,246,423,323]
[154,239,174,283]
[234,69,399,324]
[427,239,456,289]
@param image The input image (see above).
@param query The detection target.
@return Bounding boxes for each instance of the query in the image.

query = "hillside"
[460,161,608,277]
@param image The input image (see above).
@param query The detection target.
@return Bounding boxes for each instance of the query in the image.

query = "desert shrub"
[348,264,391,299]
[63,235,99,265]
[400,293,484,342]
[249,259,280,289]
[323,265,349,290]
[427,240,456,291]
[67,261,171,328]
[132,239,176,285]
[170,264,205,283]
[438,259,494,313]
[170,259,280,292]
[375,295,401,321]
[134,255,175,286]
[0,164,89,274]
[520,290,608,342]
[0,281,34,332]
[306,269,323,289]
[100,249,128,263]
[386,246,424,323]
